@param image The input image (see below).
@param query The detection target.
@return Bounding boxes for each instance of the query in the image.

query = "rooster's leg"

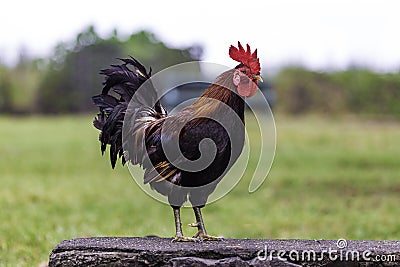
[172,207,198,242]
[191,207,223,241]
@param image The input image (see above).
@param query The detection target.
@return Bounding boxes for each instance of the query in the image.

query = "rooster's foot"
[193,231,224,241]
[172,235,201,242]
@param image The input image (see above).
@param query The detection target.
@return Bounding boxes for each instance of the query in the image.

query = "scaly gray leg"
[190,207,223,241]
[172,207,198,242]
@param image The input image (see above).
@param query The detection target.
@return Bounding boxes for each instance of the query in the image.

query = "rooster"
[92,42,262,241]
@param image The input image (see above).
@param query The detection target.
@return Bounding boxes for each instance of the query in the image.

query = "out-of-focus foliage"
[0,66,12,112]
[0,27,399,116]
[0,57,42,114]
[274,67,346,114]
[331,69,400,116]
[35,26,203,113]
[0,26,202,114]
[36,27,122,113]
[274,66,400,117]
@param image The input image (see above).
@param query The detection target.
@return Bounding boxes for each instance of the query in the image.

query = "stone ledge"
[49,237,399,267]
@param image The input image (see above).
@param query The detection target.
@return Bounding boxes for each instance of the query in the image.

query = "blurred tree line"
[274,66,400,117]
[0,26,399,117]
[0,26,203,114]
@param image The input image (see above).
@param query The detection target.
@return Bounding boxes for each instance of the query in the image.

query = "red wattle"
[238,82,258,97]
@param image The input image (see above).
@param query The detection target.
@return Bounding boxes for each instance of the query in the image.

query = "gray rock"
[49,237,400,267]
[167,256,300,266]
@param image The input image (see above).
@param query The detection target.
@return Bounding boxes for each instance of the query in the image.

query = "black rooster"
[92,42,262,241]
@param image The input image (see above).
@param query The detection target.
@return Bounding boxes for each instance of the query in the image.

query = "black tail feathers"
[92,57,153,168]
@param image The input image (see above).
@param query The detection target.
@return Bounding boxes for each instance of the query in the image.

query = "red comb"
[229,41,260,74]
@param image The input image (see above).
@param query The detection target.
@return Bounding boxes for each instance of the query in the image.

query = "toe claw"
[193,231,224,241]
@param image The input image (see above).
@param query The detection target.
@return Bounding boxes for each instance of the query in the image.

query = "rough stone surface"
[49,237,400,267]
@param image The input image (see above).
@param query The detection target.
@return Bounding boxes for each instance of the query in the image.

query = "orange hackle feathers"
[229,42,260,75]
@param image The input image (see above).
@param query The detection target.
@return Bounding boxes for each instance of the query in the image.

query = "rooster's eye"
[241,70,247,74]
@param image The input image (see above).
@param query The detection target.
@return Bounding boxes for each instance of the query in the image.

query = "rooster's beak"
[253,75,263,83]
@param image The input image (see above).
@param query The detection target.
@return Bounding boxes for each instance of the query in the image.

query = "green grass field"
[1,114,399,266]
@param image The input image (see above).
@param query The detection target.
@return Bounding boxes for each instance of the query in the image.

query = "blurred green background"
[1,26,400,117]
[1,5,400,267]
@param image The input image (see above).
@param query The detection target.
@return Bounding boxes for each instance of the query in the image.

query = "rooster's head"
[229,42,262,97]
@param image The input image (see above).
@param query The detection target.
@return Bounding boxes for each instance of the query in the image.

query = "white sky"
[1,0,400,71]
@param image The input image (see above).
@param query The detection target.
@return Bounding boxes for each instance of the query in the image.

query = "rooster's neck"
[205,86,245,122]
[192,70,245,122]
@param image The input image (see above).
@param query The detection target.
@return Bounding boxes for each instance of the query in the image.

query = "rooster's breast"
[178,117,245,188]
